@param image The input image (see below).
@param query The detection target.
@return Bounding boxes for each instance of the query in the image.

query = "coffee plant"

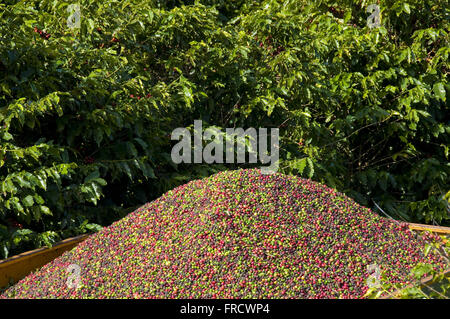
[0,0,448,257]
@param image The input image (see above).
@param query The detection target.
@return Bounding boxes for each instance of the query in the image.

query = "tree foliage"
[0,0,448,257]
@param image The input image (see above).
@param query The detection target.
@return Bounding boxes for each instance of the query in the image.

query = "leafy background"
[0,0,448,258]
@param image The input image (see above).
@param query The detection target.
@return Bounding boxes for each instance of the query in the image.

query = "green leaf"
[36,173,47,190]
[3,132,13,141]
[143,163,156,179]
[1,244,8,259]
[92,177,107,186]
[40,206,52,216]
[294,158,307,174]
[402,3,411,14]
[90,182,102,199]
[33,194,45,204]
[86,223,102,232]
[433,83,446,101]
[12,228,33,238]
[94,129,103,146]
[22,195,34,207]
[13,200,24,213]
[121,162,133,180]
[86,19,95,33]
[84,170,100,183]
